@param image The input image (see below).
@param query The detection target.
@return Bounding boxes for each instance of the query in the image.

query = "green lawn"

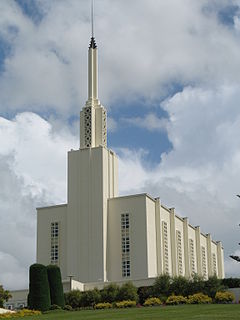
[11,304,240,320]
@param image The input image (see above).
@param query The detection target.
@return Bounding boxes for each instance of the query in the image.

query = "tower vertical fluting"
[80,37,107,149]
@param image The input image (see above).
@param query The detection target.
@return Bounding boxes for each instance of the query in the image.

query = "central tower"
[66,33,118,283]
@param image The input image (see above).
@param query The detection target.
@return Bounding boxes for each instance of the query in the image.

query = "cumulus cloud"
[121,113,168,132]
[0,1,240,115]
[117,84,240,277]
[0,112,77,289]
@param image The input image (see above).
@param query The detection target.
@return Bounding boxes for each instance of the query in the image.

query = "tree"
[0,285,11,308]
[230,200,240,262]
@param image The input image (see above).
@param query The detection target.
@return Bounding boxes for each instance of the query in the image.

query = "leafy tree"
[0,285,11,308]
[116,282,138,302]
[100,283,120,303]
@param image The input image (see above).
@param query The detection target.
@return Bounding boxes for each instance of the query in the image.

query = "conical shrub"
[29,264,51,311]
[47,265,65,307]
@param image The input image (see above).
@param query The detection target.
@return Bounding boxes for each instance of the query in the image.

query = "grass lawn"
[11,304,240,320]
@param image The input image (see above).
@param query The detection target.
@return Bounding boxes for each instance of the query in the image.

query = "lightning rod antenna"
[91,0,94,38]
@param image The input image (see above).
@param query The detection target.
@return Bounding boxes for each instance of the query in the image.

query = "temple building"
[35,35,225,289]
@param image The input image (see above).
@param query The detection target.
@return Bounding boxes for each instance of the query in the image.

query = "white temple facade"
[36,36,225,288]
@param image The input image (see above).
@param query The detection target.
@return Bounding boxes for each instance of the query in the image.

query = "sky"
[1,0,240,290]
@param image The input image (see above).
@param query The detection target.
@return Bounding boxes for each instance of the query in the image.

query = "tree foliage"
[0,285,11,308]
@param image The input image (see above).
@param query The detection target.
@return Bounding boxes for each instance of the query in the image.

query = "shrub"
[170,276,189,297]
[166,295,187,305]
[116,282,138,302]
[0,309,41,318]
[29,264,51,311]
[47,265,65,308]
[143,297,162,306]
[153,274,171,298]
[115,300,136,308]
[100,284,120,303]
[49,304,62,310]
[95,302,112,309]
[64,290,82,308]
[204,276,224,298]
[137,286,153,305]
[63,305,73,311]
[187,293,212,304]
[215,291,235,304]
[80,288,101,307]
[221,278,240,288]
[186,274,205,296]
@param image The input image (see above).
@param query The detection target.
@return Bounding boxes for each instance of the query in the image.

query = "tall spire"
[80,0,107,149]
[88,0,98,100]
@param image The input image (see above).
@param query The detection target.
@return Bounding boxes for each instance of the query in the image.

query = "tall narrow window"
[176,230,183,275]
[189,238,196,275]
[201,246,207,279]
[121,213,130,277]
[51,222,59,265]
[162,221,169,274]
[212,253,217,275]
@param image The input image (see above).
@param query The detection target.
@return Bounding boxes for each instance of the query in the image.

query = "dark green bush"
[100,283,120,303]
[203,276,225,298]
[221,278,240,288]
[29,264,51,311]
[63,304,73,311]
[50,304,62,310]
[137,286,153,305]
[170,276,189,296]
[64,290,82,308]
[80,288,101,307]
[153,274,172,298]
[47,265,65,308]
[116,282,138,302]
[186,274,205,295]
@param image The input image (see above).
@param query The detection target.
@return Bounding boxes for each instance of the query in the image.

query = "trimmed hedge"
[29,264,51,311]
[47,265,65,308]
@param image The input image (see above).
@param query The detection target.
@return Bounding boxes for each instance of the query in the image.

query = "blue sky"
[1,0,240,289]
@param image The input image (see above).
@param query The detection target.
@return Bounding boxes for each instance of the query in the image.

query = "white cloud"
[116,84,240,277]
[1,1,240,114]
[0,112,78,289]
[122,113,168,132]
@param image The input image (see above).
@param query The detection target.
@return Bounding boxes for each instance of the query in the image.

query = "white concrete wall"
[37,204,67,279]
[159,206,172,275]
[146,196,157,278]
[108,194,153,282]
[67,146,118,283]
